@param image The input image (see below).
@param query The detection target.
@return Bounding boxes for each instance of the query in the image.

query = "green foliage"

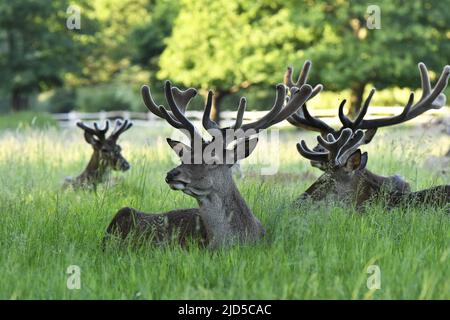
[0,112,57,130]
[132,0,180,68]
[78,0,150,85]
[76,84,142,112]
[0,1,448,113]
[0,0,98,110]
[47,89,77,113]
[159,0,306,91]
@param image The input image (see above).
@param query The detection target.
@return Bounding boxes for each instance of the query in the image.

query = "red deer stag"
[286,62,450,209]
[64,120,132,189]
[105,61,320,248]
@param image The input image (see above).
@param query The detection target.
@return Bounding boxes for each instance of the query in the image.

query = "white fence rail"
[53,107,448,128]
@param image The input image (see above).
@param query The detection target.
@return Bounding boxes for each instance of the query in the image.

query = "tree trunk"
[210,90,228,124]
[11,87,29,111]
[348,82,366,118]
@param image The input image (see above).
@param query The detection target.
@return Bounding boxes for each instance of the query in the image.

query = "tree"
[158,0,311,121]
[288,0,450,115]
[132,0,180,69]
[0,0,97,111]
[78,0,151,85]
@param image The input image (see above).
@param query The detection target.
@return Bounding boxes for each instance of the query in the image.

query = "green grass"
[0,124,448,299]
[0,111,57,131]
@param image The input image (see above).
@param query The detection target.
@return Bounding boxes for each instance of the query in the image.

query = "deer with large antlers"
[105,62,319,248]
[64,120,133,189]
[287,62,450,208]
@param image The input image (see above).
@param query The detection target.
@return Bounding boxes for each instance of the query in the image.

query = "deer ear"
[84,132,101,148]
[364,128,377,144]
[344,149,362,172]
[166,138,191,159]
[360,151,368,169]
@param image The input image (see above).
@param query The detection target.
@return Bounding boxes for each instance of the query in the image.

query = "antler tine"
[109,119,133,141]
[171,86,197,114]
[284,66,295,88]
[296,140,329,162]
[202,90,221,131]
[418,62,431,98]
[232,97,247,129]
[353,89,375,127]
[93,121,109,139]
[338,100,352,128]
[285,60,312,89]
[141,84,197,129]
[317,128,352,158]
[76,121,96,135]
[339,88,376,129]
[141,85,168,119]
[284,60,324,102]
[239,84,315,134]
[356,63,450,130]
[297,60,312,86]
[239,84,286,132]
[335,129,365,165]
[409,63,450,115]
[77,121,110,140]
[265,84,314,127]
[289,100,336,134]
[164,80,204,143]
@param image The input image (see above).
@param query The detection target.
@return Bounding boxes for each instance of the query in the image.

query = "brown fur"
[104,207,207,247]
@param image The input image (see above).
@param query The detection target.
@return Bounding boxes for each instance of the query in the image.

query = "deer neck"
[195,172,264,248]
[77,151,111,184]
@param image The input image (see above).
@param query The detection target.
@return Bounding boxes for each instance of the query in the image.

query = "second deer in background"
[64,120,133,189]
[287,62,450,209]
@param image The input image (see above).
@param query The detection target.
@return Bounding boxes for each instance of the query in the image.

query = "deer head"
[287,62,450,205]
[77,120,133,172]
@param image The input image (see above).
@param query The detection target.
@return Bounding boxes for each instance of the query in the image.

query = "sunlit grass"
[0,124,448,299]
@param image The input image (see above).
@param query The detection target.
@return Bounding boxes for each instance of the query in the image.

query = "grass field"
[0,121,449,299]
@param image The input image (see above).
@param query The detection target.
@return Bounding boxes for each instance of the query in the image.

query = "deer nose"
[165,169,180,182]
[121,161,130,171]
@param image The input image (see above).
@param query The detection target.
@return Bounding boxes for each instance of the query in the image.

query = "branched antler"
[141,81,204,143]
[77,121,109,141]
[142,78,318,162]
[77,119,132,141]
[297,128,365,167]
[109,119,133,141]
[340,63,450,130]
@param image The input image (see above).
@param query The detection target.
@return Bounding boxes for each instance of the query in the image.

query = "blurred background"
[0,0,448,123]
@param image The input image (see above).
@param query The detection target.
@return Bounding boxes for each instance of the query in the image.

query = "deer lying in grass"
[287,62,450,209]
[64,120,132,189]
[105,62,320,248]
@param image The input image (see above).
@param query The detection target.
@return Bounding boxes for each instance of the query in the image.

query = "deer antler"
[142,78,318,162]
[297,128,365,167]
[284,61,330,133]
[109,119,133,141]
[284,60,323,99]
[141,81,204,143]
[76,121,110,141]
[339,63,450,130]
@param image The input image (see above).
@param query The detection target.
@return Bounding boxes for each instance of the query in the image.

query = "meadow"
[0,120,448,299]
